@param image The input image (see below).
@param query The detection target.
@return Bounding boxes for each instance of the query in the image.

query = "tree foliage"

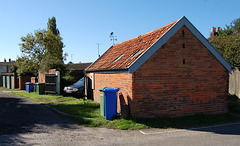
[13,57,38,76]
[40,29,65,71]
[19,29,46,69]
[209,18,240,67]
[47,16,59,36]
[14,16,66,76]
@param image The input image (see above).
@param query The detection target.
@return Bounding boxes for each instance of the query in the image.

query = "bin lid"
[98,87,107,91]
[35,82,45,85]
[25,82,34,85]
[103,87,120,93]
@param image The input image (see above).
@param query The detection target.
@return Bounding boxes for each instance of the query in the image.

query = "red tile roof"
[87,19,178,71]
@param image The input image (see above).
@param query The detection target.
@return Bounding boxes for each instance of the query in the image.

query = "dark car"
[63,77,84,96]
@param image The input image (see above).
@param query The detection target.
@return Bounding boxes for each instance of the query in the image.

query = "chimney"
[217,27,221,32]
[210,27,219,37]
[4,58,6,62]
[212,27,216,33]
[9,58,11,62]
[210,27,216,37]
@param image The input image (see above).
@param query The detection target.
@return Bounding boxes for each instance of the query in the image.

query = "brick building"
[0,58,15,87]
[86,16,231,118]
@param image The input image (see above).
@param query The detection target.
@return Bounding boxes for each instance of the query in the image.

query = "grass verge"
[0,87,21,92]
[8,90,240,130]
[11,91,76,104]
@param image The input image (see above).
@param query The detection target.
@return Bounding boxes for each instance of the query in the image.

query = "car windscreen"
[76,77,84,84]
[70,77,84,88]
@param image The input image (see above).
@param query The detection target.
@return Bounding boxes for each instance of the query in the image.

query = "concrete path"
[1,92,240,146]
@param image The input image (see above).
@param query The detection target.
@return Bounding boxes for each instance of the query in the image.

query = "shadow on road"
[136,113,240,136]
[187,122,240,135]
[0,93,77,145]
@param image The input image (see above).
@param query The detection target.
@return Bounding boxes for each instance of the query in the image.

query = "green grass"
[0,87,21,92]
[7,90,240,130]
[54,100,148,129]
[9,91,149,129]
[11,92,76,104]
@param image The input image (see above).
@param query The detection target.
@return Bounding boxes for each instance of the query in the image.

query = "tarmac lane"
[0,92,80,144]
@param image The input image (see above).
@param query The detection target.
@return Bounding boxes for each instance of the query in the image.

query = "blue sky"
[0,0,239,63]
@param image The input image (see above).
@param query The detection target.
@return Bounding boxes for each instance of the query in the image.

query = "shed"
[86,16,231,118]
[66,62,92,80]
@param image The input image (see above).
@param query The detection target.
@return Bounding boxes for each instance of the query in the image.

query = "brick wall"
[31,77,38,83]
[19,76,32,90]
[131,26,229,118]
[87,73,132,113]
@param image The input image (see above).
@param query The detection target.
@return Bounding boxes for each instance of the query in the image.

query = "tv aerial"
[96,43,100,58]
[110,32,117,45]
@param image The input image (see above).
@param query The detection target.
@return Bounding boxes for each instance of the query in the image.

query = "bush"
[228,94,240,113]
[61,69,77,95]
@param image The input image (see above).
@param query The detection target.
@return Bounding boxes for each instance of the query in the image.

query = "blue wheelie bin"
[103,87,120,120]
[26,82,34,93]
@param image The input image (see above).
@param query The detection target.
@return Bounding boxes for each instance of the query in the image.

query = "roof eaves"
[86,67,128,73]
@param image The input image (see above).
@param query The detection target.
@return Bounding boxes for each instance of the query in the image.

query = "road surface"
[0,92,240,145]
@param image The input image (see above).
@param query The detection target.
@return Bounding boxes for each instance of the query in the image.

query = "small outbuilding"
[66,62,92,80]
[86,16,231,118]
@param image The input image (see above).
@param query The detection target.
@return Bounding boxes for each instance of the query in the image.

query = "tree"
[40,16,66,71]
[40,30,65,71]
[13,57,38,76]
[15,16,66,76]
[19,29,47,69]
[209,18,240,67]
[47,16,59,36]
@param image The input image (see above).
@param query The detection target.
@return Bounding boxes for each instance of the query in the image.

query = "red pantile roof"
[87,19,178,71]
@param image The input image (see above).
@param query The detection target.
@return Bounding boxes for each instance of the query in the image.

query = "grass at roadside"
[9,90,240,130]
[11,91,148,129]
[11,92,76,104]
[0,87,21,92]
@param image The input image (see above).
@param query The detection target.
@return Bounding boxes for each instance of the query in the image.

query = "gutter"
[86,67,128,73]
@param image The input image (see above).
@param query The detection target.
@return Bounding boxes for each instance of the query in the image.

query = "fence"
[229,67,240,97]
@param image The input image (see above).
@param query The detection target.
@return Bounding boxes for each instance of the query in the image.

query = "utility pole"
[110,32,117,45]
[96,43,100,57]
[71,54,75,62]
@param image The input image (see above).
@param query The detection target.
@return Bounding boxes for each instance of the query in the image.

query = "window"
[113,54,124,62]
[183,59,185,64]
[130,50,143,60]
